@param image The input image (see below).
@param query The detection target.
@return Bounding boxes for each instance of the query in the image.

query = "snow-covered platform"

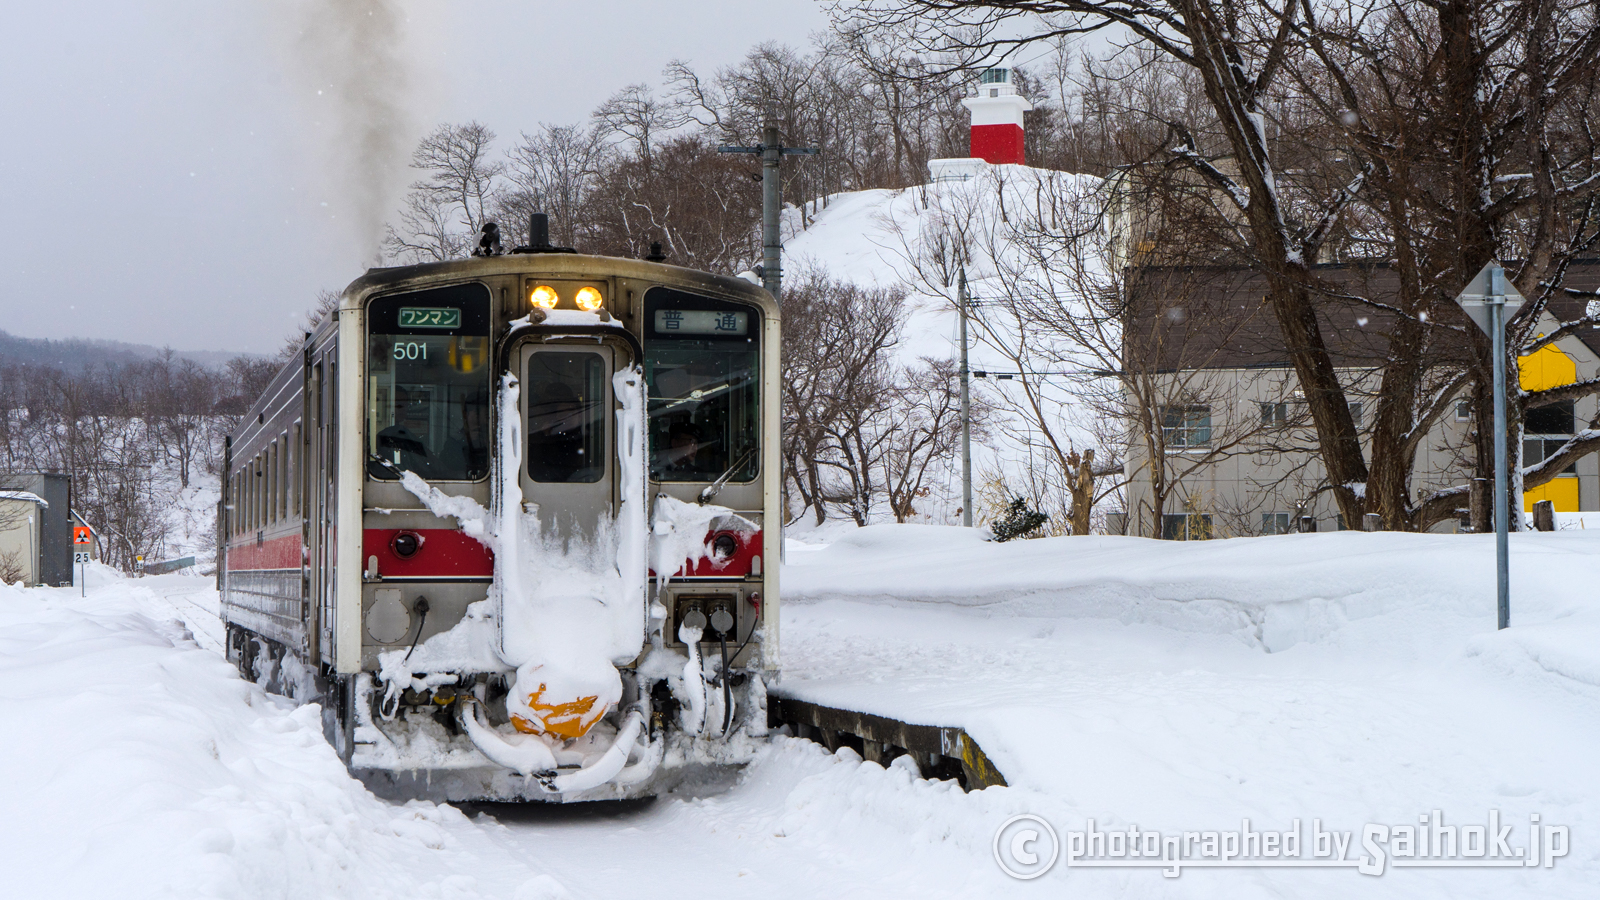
[775,526,1600,892]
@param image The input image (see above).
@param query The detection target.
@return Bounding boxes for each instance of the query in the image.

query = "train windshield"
[642,288,759,483]
[366,284,493,481]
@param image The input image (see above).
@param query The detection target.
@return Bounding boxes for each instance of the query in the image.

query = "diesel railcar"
[218,223,780,801]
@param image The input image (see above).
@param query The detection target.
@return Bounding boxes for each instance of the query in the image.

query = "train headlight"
[529,285,560,309]
[574,286,603,311]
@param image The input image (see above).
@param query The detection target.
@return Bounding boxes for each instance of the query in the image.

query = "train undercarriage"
[226,620,770,802]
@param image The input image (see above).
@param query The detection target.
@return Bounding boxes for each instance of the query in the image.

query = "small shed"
[0,473,72,586]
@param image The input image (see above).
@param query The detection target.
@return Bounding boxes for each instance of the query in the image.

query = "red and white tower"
[962,68,1031,165]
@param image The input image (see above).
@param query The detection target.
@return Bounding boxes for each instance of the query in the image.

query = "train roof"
[341,253,777,315]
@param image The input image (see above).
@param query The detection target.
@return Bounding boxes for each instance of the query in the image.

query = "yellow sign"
[1518,343,1576,392]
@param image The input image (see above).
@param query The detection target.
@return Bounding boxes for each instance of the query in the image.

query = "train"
[218,217,780,801]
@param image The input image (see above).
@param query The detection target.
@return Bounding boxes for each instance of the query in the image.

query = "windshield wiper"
[697,447,755,506]
[368,453,408,479]
[654,372,752,413]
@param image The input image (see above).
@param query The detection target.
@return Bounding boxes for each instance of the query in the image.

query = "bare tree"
[881,358,984,522]
[384,122,505,262]
[835,0,1600,533]
[885,167,1129,533]
[780,270,907,525]
[593,84,689,170]
[500,123,603,248]
[583,134,764,270]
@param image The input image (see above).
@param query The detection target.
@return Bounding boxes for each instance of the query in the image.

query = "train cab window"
[525,351,608,483]
[642,288,760,483]
[366,284,492,481]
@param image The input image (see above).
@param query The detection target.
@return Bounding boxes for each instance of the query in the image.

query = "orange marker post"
[73,526,91,595]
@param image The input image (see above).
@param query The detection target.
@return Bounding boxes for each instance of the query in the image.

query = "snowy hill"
[783,164,1114,529]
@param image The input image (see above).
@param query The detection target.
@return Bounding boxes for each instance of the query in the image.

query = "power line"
[972,369,1122,379]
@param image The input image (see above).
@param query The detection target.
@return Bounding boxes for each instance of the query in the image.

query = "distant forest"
[0,336,280,569]
[0,329,254,374]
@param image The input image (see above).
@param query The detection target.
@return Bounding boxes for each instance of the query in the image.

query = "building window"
[1349,401,1363,425]
[1261,512,1291,535]
[1259,401,1288,429]
[1162,405,1212,448]
[1455,399,1472,422]
[1162,513,1213,540]
[1524,400,1577,474]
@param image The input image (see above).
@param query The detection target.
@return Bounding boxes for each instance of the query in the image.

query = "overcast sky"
[0,0,830,355]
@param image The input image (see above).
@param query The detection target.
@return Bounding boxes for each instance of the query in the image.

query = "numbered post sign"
[73,526,91,545]
[74,551,91,564]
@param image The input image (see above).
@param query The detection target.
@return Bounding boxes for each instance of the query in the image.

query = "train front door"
[516,341,632,540]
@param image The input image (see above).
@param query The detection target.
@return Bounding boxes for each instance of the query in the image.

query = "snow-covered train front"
[218,236,780,800]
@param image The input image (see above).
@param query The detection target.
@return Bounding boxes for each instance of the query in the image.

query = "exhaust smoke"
[273,0,433,264]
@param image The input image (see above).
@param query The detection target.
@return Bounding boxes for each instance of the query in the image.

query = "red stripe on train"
[226,533,302,571]
[362,529,495,578]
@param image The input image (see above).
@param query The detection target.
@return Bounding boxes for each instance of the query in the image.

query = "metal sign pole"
[959,265,973,527]
[1452,260,1522,631]
[1489,267,1510,629]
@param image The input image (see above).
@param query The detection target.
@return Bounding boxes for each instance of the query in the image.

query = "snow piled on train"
[388,366,644,766]
[383,351,752,788]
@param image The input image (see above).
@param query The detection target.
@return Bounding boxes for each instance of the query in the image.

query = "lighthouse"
[928,68,1032,182]
[963,68,1031,165]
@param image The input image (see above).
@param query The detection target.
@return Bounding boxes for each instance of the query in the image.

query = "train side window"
[274,440,282,523]
[291,422,302,517]
[279,434,289,520]
[269,441,279,524]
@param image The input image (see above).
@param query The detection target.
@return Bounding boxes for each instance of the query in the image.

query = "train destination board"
[654,309,748,335]
[398,307,462,329]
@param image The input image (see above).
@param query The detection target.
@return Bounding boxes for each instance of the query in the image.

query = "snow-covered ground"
[781,526,1600,896]
[4,528,1597,897]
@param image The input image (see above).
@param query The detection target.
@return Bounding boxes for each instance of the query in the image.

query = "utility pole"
[959,265,973,527]
[718,110,817,301]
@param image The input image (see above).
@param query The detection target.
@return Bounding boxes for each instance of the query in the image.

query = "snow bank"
[784,525,1600,652]
[775,526,1600,897]
[0,576,566,899]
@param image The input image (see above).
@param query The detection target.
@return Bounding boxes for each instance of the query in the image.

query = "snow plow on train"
[217,218,780,801]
